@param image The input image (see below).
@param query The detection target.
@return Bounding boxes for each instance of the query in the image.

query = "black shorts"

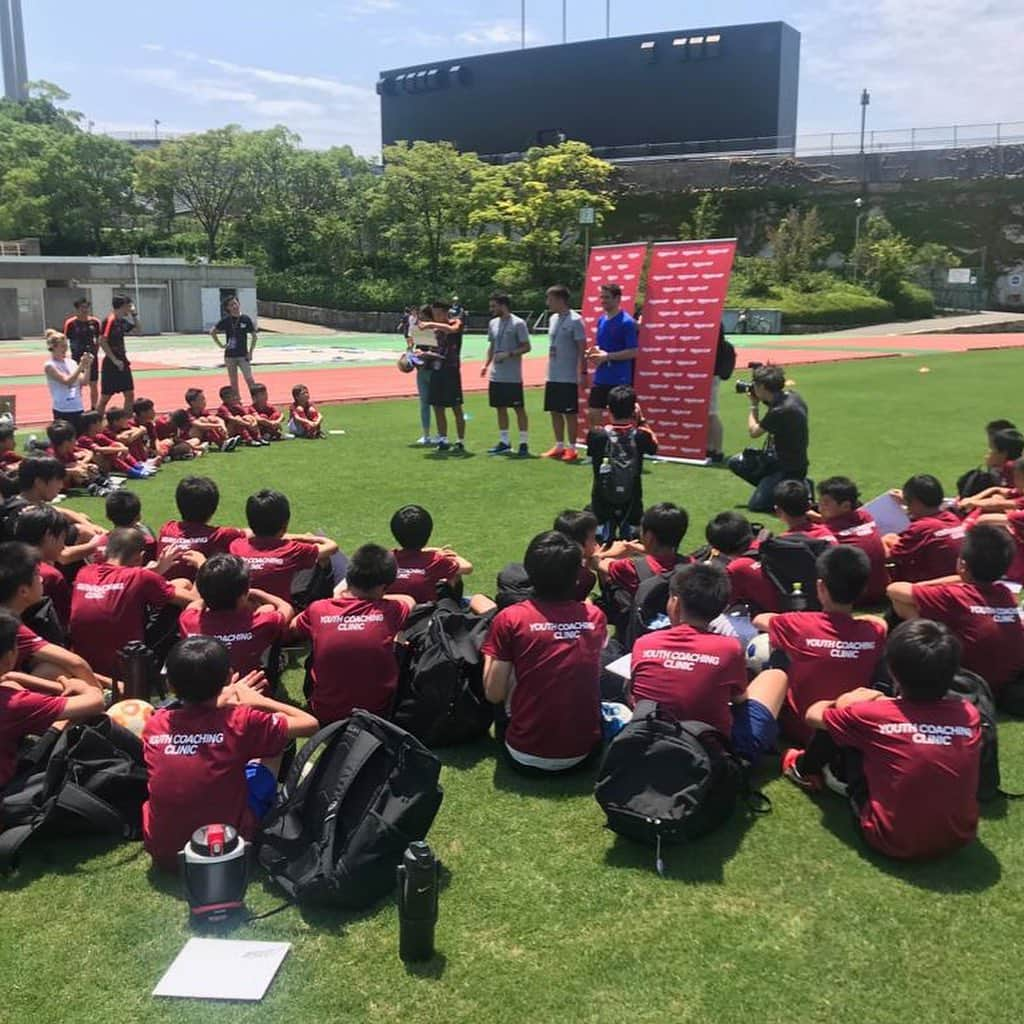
[488,381,524,409]
[53,409,85,433]
[71,347,99,382]
[543,381,579,414]
[101,359,134,396]
[588,384,612,410]
[428,367,463,408]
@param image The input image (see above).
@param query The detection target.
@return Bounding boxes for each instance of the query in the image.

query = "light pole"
[859,88,871,184]
[521,0,525,49]
[562,0,567,43]
[606,0,611,38]
[579,206,595,278]
[153,118,161,140]
[852,197,866,283]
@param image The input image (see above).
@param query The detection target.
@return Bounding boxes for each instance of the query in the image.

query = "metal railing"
[482,121,1024,164]
[0,242,25,256]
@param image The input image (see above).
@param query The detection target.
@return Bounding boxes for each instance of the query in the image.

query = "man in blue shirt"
[587,283,638,427]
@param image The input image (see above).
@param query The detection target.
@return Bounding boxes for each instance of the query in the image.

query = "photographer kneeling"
[727,364,809,512]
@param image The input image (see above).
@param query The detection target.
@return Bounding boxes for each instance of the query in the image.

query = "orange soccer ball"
[107,699,155,738]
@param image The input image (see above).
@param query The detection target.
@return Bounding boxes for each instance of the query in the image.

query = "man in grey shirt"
[482,290,532,456]
[541,284,587,462]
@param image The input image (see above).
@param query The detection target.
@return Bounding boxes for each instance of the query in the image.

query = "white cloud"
[129,68,259,105]
[206,58,369,100]
[456,21,541,47]
[801,0,1024,130]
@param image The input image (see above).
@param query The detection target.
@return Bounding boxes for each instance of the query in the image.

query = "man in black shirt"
[97,296,138,416]
[727,364,809,512]
[210,295,258,399]
[62,298,102,410]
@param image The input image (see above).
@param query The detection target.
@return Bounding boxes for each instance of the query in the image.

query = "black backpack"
[595,702,753,871]
[392,598,496,747]
[947,670,1003,802]
[757,534,834,611]
[998,669,1024,718]
[290,561,337,612]
[715,334,737,380]
[257,711,443,908]
[0,717,148,872]
[598,427,640,511]
[602,555,684,640]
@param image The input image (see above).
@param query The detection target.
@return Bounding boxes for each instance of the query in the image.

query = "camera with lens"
[734,361,765,396]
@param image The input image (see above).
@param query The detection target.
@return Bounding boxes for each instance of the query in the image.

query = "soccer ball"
[397,352,416,374]
[107,699,155,737]
[745,633,773,675]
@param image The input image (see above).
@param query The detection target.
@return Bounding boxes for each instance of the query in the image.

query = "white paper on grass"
[862,493,910,536]
[605,652,632,680]
[153,939,291,1001]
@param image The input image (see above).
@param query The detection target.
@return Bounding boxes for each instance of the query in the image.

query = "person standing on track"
[42,330,90,434]
[541,285,587,462]
[586,283,638,428]
[482,291,531,457]
[210,296,258,400]
[97,296,138,416]
[62,298,102,410]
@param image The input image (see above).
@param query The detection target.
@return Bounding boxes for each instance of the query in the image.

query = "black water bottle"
[116,641,152,700]
[397,841,438,962]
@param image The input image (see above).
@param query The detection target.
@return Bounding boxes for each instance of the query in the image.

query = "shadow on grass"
[437,736,499,772]
[425,449,476,460]
[403,951,448,980]
[814,793,1002,893]
[601,808,756,884]
[490,753,599,800]
[0,835,143,891]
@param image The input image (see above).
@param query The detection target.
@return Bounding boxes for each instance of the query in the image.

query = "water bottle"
[396,841,438,962]
[599,457,611,477]
[789,581,808,612]
[116,641,154,700]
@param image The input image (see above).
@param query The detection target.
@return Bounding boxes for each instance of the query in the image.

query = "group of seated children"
[2,409,1023,873]
[1,383,326,500]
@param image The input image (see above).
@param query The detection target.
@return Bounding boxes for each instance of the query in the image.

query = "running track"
[8,332,1024,426]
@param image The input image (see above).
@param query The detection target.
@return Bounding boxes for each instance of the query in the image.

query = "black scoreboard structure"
[377,21,800,161]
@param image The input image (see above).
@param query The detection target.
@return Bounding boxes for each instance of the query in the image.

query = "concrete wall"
[0,277,43,338]
[617,143,1024,193]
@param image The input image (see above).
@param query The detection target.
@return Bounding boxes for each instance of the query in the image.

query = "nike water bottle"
[397,841,438,962]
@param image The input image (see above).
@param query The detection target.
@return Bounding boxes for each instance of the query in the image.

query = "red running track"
[7,333,1023,426]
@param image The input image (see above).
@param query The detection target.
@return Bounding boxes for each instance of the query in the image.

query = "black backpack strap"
[0,819,44,872]
[632,556,655,585]
[277,719,350,803]
[55,782,132,835]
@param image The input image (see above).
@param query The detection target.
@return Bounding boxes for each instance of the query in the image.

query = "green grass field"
[3,348,1023,1024]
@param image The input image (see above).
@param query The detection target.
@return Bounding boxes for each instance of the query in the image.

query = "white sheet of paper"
[862,493,911,536]
[606,652,632,680]
[153,939,291,1002]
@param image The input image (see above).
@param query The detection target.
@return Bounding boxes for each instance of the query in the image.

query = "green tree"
[678,192,722,241]
[136,126,254,260]
[374,141,490,289]
[767,206,832,283]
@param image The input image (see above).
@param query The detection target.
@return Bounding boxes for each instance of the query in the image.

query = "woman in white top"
[43,329,91,433]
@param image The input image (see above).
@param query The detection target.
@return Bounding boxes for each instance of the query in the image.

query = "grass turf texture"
[3,348,1024,1024]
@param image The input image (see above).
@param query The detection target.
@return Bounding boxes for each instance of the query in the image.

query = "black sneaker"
[517,443,529,458]
[436,439,451,452]
[452,441,465,453]
[706,450,725,465]
[222,435,241,452]
[488,441,512,455]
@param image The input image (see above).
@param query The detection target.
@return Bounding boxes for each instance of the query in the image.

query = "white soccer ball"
[107,699,155,738]
[745,633,773,675]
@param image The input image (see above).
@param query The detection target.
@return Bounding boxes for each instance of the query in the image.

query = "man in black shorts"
[541,285,587,462]
[482,292,531,457]
[97,296,138,416]
[62,298,102,410]
[422,300,466,453]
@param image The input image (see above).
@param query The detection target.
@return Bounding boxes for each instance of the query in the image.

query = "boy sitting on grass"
[773,480,836,543]
[291,544,414,724]
[784,620,981,862]
[46,419,98,488]
[157,476,245,583]
[230,489,338,603]
[887,524,1024,700]
[12,505,77,633]
[483,531,607,775]
[630,563,786,764]
[0,541,100,688]
[217,385,266,447]
[0,424,21,470]
[184,388,236,452]
[703,511,780,614]
[289,384,324,439]
[105,490,158,562]
[249,383,283,441]
[553,509,601,601]
[883,474,964,582]
[754,545,886,745]
[180,554,292,678]
[598,502,691,600]
[0,609,104,788]
[76,411,153,479]
[386,504,473,604]
[142,635,318,872]
[958,457,1024,516]
[817,476,888,605]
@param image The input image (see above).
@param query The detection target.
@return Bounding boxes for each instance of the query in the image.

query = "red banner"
[575,244,647,444]
[634,240,736,461]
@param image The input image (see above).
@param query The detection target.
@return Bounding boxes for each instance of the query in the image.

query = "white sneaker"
[415,436,430,445]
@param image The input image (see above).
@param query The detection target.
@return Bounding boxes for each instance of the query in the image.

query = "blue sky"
[22,0,1022,155]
